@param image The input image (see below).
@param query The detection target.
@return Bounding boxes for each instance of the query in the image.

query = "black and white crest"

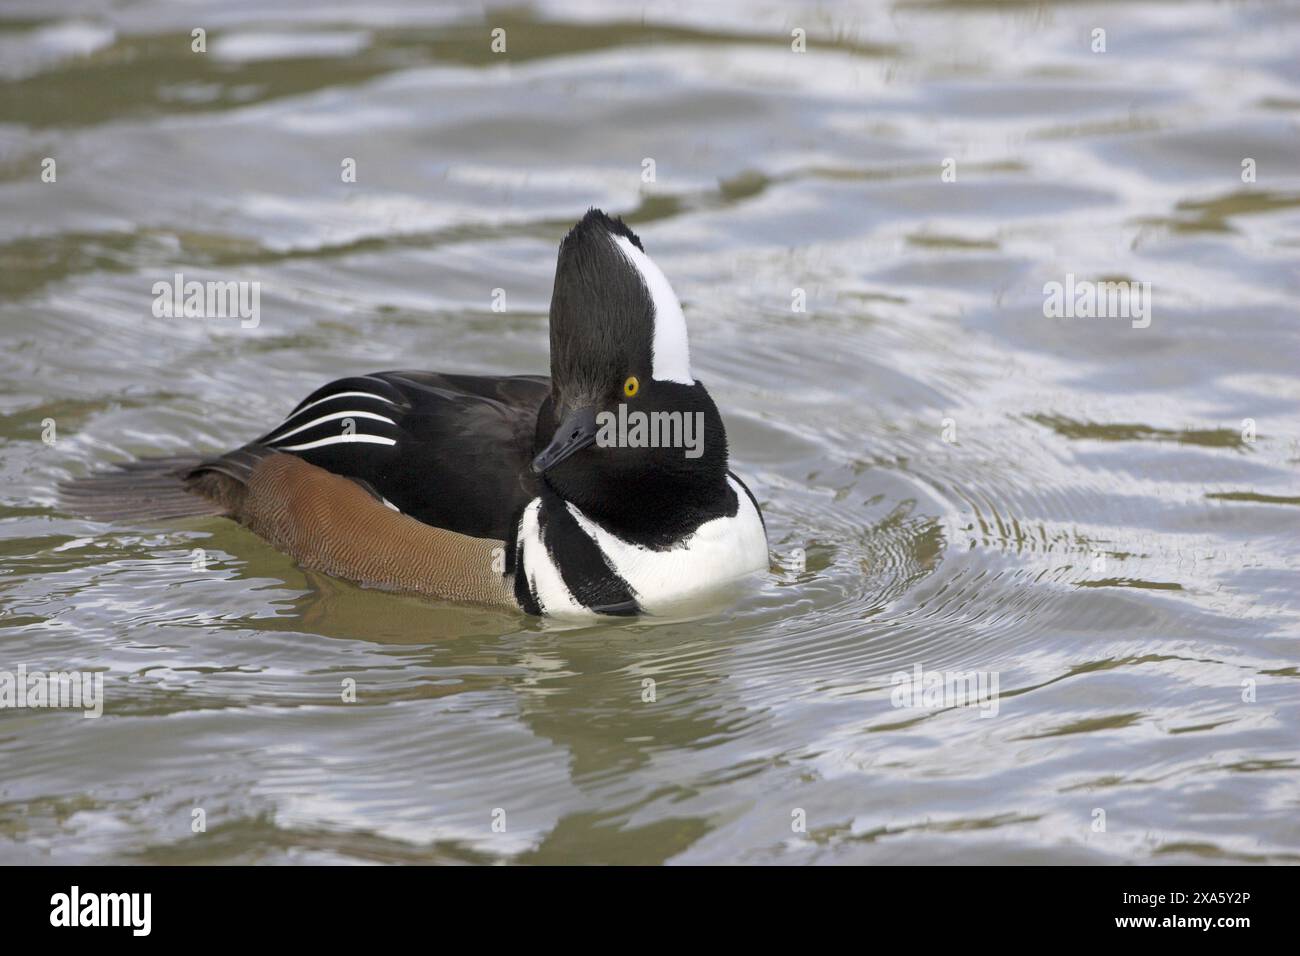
[548,209,693,409]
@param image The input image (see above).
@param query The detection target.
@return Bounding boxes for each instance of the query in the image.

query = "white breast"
[564,476,769,615]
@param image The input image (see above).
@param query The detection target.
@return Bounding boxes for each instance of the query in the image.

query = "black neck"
[545,469,736,549]
[533,386,737,549]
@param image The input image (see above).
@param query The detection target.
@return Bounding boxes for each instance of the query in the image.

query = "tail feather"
[59,456,228,522]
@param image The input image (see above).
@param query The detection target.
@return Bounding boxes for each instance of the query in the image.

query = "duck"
[60,209,770,617]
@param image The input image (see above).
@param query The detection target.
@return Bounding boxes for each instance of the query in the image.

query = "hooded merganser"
[61,209,769,617]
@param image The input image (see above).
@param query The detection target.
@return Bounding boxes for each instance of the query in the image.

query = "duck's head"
[533,209,729,529]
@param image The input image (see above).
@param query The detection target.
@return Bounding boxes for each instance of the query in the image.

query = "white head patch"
[612,235,694,385]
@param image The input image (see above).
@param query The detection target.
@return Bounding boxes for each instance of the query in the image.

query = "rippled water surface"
[2,0,1299,864]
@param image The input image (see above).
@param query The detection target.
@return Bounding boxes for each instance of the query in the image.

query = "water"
[2,0,1298,864]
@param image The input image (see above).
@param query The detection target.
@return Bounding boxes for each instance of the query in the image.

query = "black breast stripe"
[509,505,543,616]
[514,569,542,616]
[503,501,541,614]
[539,490,639,616]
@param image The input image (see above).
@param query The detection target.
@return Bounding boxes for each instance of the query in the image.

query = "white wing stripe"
[274,434,397,452]
[287,390,397,420]
[265,409,397,444]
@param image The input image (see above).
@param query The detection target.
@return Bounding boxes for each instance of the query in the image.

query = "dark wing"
[210,371,549,541]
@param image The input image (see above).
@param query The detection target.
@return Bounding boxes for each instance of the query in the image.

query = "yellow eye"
[623,376,639,398]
